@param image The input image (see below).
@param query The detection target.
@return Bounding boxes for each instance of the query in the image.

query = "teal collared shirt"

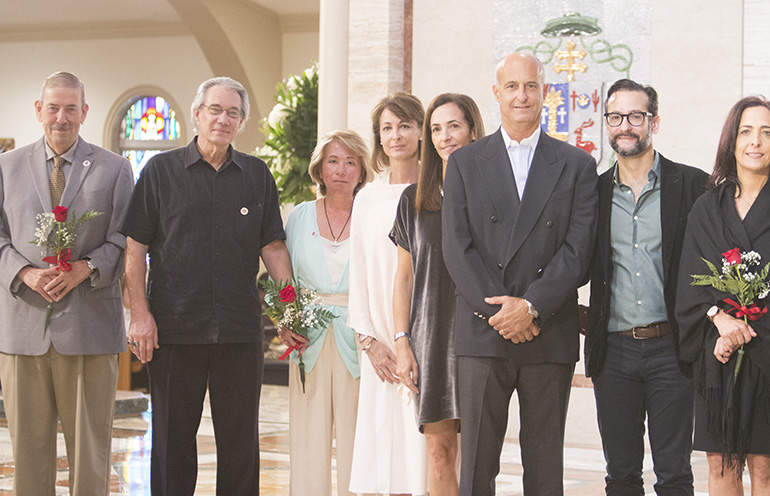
[607,152,668,332]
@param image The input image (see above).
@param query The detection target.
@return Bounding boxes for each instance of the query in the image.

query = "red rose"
[53,205,68,223]
[280,284,297,303]
[722,248,742,265]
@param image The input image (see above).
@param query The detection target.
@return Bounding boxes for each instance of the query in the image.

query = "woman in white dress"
[348,92,427,495]
[281,130,374,496]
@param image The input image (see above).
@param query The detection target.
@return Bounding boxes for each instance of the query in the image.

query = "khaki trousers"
[0,345,118,496]
[289,327,360,496]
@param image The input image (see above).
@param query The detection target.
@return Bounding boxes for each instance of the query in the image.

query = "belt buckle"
[631,326,650,340]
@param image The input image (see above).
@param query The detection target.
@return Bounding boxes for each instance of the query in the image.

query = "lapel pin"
[83,160,91,167]
[240,207,249,215]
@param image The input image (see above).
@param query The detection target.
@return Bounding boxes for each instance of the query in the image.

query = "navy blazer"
[443,129,598,362]
[584,154,708,377]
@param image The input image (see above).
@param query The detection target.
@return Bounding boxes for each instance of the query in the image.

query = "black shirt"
[120,137,285,344]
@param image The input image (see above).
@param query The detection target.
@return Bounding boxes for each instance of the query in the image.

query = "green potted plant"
[256,65,318,207]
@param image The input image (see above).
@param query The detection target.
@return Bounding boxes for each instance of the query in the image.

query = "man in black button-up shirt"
[121,77,293,496]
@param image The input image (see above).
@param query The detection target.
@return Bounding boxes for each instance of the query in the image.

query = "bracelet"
[394,331,410,341]
[361,336,374,353]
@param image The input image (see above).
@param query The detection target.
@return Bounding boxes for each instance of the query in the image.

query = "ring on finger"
[130,340,138,347]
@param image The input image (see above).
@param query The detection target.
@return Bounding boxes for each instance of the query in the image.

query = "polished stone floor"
[0,380,752,495]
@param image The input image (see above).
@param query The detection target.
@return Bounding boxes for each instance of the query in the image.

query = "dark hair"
[416,93,485,211]
[605,78,659,117]
[710,95,770,192]
[370,92,424,173]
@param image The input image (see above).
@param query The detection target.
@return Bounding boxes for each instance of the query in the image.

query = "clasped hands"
[18,261,91,303]
[485,295,540,344]
[712,310,757,364]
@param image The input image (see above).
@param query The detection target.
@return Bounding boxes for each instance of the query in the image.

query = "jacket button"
[490,215,498,223]
[498,263,503,269]
[546,220,554,227]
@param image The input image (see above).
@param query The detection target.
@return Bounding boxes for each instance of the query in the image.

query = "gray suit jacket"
[0,137,133,355]
[442,129,598,362]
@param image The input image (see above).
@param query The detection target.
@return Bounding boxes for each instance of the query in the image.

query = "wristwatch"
[706,305,720,322]
[525,299,542,328]
[85,258,97,273]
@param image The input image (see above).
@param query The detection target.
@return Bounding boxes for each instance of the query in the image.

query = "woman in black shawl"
[676,96,770,493]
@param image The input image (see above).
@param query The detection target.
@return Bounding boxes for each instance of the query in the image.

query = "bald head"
[492,52,548,141]
[494,53,545,88]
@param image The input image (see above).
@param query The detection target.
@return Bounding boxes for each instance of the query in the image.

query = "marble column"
[318,0,349,136]
[347,0,406,143]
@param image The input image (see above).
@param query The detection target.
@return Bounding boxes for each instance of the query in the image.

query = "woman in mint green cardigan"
[281,130,374,496]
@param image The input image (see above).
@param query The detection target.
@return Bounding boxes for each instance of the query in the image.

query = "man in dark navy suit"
[443,52,599,495]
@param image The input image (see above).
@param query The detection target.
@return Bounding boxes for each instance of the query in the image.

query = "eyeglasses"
[200,104,243,119]
[603,111,653,127]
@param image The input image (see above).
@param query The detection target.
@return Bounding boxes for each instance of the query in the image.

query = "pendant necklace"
[323,198,353,253]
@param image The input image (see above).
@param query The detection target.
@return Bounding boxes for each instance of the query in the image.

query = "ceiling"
[0,0,318,31]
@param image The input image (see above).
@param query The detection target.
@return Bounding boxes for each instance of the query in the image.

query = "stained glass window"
[119,96,182,180]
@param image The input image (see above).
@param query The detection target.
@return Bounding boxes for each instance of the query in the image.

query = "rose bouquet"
[690,247,770,379]
[30,205,102,331]
[259,279,335,392]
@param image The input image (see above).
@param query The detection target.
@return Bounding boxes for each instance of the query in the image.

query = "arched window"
[105,88,186,181]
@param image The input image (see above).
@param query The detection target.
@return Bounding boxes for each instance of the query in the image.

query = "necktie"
[50,156,65,207]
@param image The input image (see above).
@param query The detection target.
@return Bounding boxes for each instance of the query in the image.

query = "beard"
[609,127,652,157]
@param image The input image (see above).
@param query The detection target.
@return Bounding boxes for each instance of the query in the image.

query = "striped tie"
[50,155,65,207]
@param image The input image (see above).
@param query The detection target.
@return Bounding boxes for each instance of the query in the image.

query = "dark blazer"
[584,153,708,377]
[442,129,598,363]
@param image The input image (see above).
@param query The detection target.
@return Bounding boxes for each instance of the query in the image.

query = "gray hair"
[40,71,86,107]
[493,53,545,88]
[190,77,250,132]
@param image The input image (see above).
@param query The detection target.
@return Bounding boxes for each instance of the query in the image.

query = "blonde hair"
[308,129,374,197]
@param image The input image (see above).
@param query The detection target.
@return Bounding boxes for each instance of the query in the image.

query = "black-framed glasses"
[200,104,243,119]
[603,111,653,127]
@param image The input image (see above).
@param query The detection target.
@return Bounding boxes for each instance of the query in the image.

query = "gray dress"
[390,184,460,430]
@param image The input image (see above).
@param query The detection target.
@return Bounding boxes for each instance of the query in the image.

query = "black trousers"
[148,342,264,496]
[458,356,574,496]
[592,334,694,496]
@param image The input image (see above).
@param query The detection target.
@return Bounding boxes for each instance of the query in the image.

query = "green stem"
[56,220,63,267]
[734,315,747,380]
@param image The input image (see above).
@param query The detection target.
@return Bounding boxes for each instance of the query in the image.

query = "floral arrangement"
[259,278,335,392]
[690,247,770,378]
[256,64,319,207]
[30,205,102,329]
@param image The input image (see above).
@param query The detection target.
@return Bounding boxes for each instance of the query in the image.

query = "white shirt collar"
[500,125,541,150]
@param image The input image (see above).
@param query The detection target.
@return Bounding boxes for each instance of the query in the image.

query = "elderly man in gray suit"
[443,52,599,495]
[0,72,133,495]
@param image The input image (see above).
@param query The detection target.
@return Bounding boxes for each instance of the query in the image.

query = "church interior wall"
[0,0,765,174]
[282,28,320,80]
[0,36,213,153]
[411,0,495,132]
[651,0,744,173]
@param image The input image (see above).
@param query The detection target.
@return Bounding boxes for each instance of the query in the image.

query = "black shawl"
[676,181,770,465]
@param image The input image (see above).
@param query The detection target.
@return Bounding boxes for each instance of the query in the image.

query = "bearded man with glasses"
[584,78,708,495]
[121,77,293,495]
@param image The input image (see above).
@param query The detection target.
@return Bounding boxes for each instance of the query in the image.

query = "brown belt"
[616,321,670,339]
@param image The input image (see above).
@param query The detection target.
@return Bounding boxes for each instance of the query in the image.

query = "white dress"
[348,171,428,494]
